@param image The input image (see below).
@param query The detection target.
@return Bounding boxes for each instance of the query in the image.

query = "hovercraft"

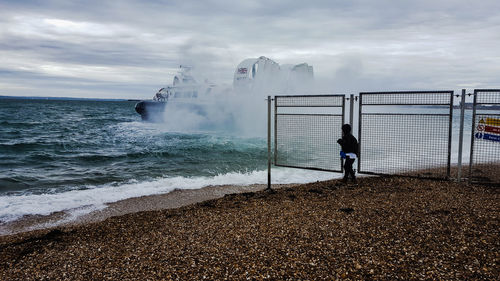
[135,57,314,121]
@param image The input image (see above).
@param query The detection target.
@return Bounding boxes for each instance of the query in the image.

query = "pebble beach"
[1,176,498,280]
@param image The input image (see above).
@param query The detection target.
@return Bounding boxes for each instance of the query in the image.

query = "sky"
[0,0,499,99]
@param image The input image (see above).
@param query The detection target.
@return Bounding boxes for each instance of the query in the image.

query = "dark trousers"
[343,157,356,180]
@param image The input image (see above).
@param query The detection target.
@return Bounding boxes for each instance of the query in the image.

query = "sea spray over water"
[157,57,316,136]
[158,86,270,137]
[0,100,268,190]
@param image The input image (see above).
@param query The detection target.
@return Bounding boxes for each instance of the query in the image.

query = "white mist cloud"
[157,87,269,137]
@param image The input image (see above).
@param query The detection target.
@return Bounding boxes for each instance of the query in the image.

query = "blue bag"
[340,151,346,159]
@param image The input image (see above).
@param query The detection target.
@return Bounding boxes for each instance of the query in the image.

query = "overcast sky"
[1,0,499,99]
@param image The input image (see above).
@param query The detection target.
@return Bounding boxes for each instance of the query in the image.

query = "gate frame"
[357,90,454,179]
[273,94,346,173]
[468,89,500,184]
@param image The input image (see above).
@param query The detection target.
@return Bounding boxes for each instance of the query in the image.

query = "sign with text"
[476,118,500,143]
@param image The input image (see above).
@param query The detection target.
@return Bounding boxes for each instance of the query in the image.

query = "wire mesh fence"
[469,89,500,185]
[361,91,452,105]
[274,95,344,172]
[358,91,454,179]
[275,95,344,107]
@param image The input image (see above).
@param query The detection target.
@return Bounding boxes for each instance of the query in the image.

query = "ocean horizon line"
[0,95,136,102]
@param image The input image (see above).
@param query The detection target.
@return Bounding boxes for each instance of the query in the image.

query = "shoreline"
[0,183,298,236]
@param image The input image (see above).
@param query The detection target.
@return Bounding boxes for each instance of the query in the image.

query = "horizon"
[0,95,133,101]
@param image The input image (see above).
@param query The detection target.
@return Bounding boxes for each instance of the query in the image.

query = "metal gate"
[274,95,345,172]
[357,91,454,179]
[469,89,500,185]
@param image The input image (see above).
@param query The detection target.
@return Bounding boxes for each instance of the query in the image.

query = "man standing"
[337,124,358,183]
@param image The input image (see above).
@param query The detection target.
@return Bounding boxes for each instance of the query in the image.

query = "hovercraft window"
[251,63,258,79]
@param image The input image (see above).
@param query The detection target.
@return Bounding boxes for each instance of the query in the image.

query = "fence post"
[468,91,477,184]
[457,89,466,182]
[446,92,454,179]
[274,95,278,165]
[357,93,362,173]
[267,96,272,191]
[349,94,354,127]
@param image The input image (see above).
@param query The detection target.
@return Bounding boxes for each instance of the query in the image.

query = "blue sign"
[475,132,500,142]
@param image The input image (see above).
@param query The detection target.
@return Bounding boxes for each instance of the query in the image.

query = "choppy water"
[0,98,334,223]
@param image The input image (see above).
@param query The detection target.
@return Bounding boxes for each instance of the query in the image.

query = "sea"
[0,98,336,225]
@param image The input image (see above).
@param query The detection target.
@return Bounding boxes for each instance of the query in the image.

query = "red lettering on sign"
[485,125,500,134]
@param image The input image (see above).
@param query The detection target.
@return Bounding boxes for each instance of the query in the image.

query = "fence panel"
[358,91,454,179]
[469,89,500,185]
[274,95,344,172]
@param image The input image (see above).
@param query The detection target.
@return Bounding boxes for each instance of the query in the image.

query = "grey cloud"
[1,37,176,67]
[0,0,499,99]
[0,67,153,99]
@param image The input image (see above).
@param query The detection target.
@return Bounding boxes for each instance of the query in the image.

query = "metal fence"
[469,89,500,185]
[358,91,454,179]
[274,95,345,172]
[269,89,499,186]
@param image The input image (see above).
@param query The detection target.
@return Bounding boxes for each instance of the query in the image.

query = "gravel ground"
[1,176,498,280]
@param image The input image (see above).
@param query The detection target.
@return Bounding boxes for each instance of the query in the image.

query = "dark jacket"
[337,133,358,156]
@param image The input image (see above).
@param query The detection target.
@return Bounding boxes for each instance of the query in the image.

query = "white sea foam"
[0,168,339,224]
